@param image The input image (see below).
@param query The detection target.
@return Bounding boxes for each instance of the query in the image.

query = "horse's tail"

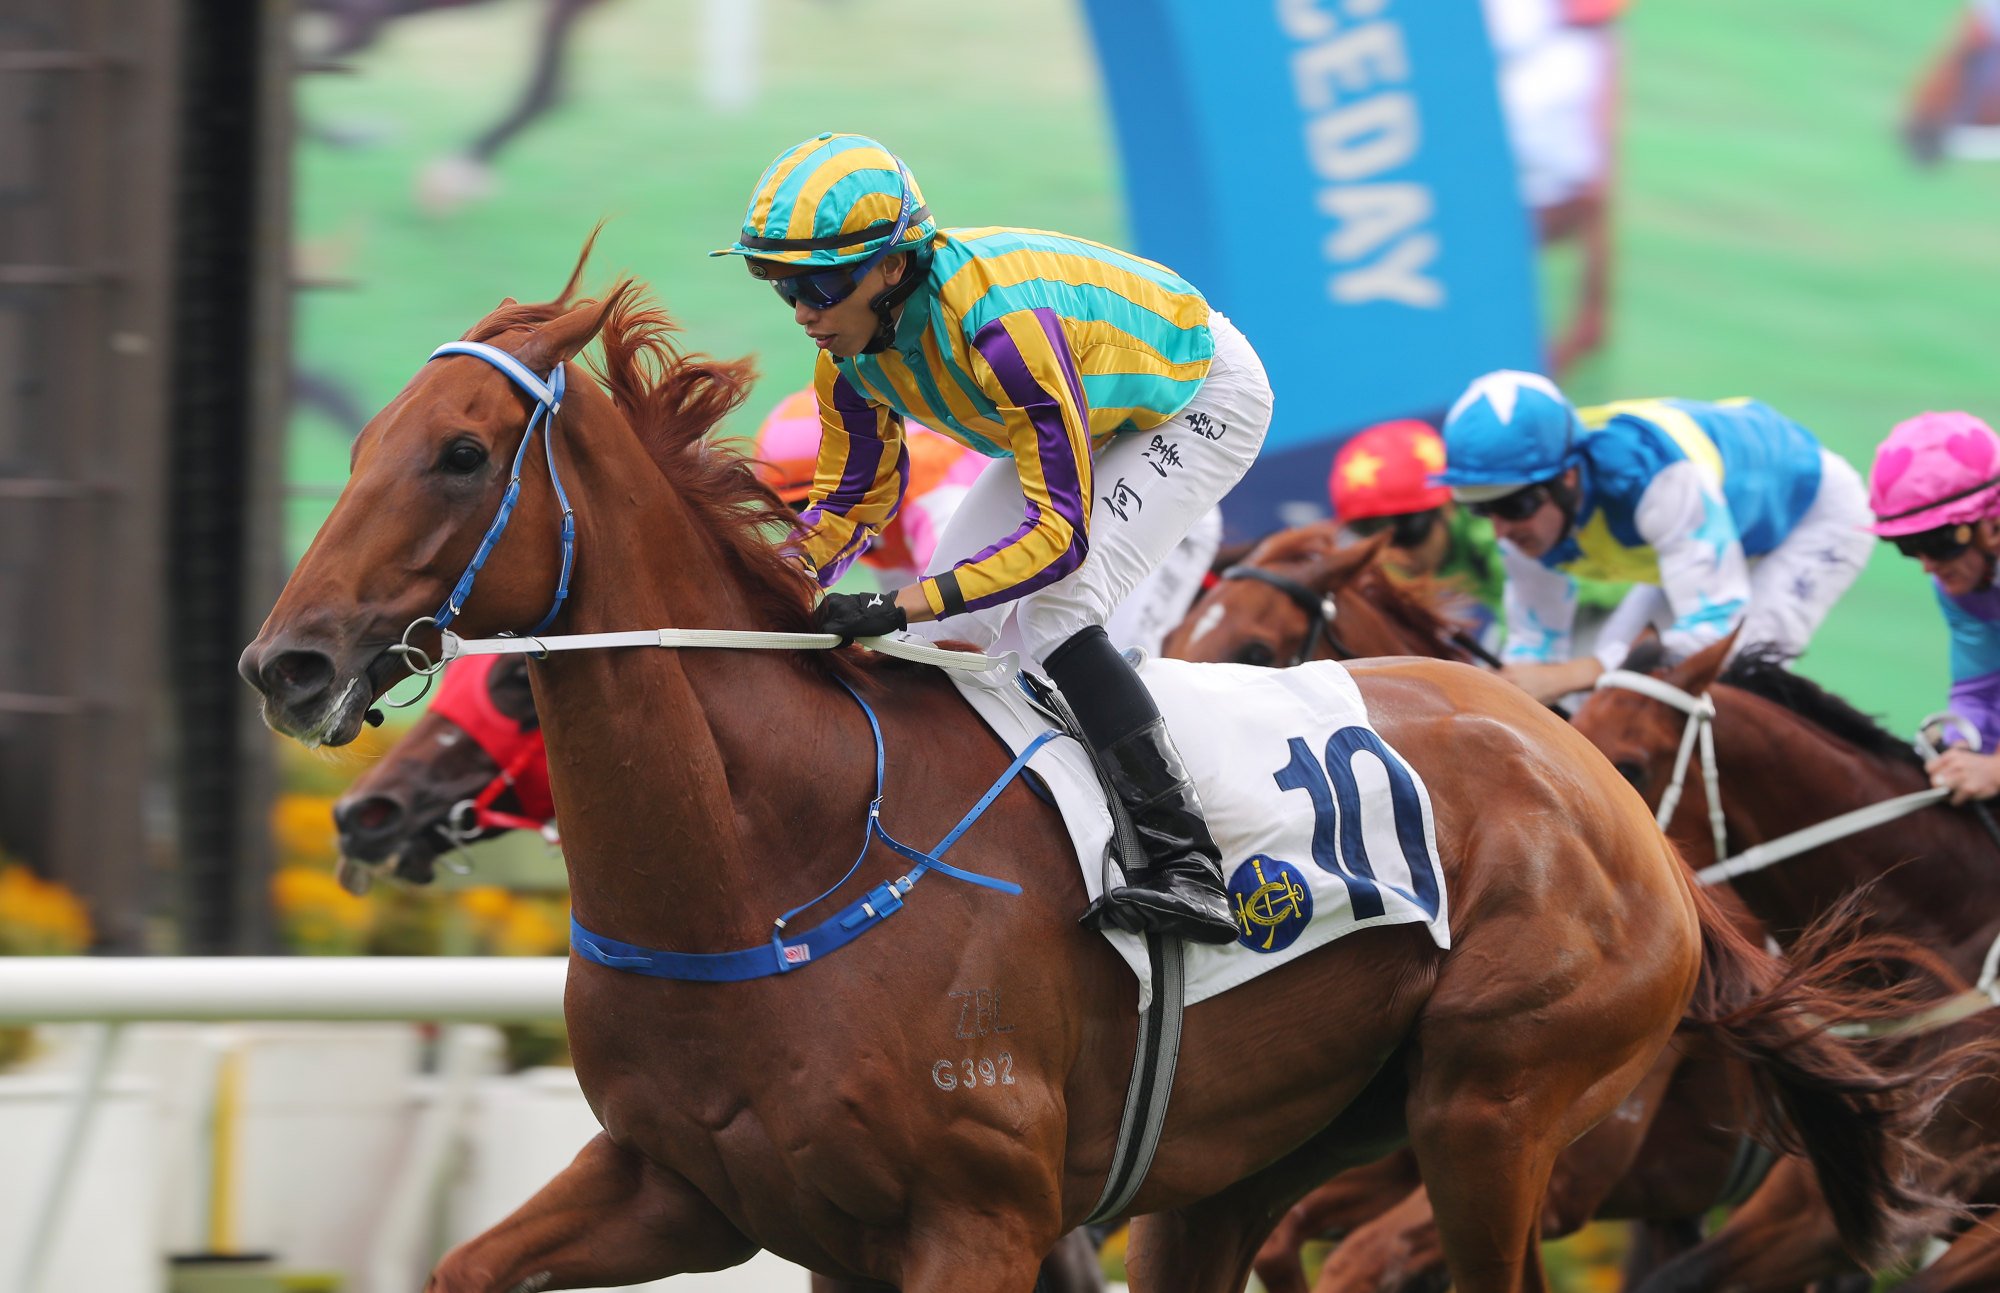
[1679,880,1977,1268]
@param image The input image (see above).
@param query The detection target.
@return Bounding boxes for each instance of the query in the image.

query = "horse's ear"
[515,288,625,374]
[1322,530,1392,587]
[1667,632,1737,697]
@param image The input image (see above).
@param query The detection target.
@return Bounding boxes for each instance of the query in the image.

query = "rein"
[1594,670,2000,1038]
[1593,670,1963,887]
[379,340,999,709]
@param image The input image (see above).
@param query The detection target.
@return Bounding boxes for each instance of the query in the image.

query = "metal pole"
[15,1021,125,1293]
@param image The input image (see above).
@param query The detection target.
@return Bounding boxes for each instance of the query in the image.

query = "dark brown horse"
[1573,642,2000,1293]
[239,264,1947,1293]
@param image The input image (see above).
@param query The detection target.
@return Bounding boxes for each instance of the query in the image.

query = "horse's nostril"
[262,648,335,703]
[335,794,405,841]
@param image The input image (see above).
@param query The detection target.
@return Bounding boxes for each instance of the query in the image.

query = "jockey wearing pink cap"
[1870,410,2000,802]
[752,388,984,588]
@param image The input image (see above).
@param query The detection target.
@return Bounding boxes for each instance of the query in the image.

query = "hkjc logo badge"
[1227,854,1312,953]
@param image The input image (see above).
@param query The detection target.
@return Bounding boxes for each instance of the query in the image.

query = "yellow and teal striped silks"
[796,225,1215,616]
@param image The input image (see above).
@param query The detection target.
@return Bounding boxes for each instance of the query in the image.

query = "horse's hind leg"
[426,1132,754,1292]
[1628,1156,1851,1293]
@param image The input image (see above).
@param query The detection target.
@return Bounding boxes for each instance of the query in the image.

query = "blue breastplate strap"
[570,676,1059,982]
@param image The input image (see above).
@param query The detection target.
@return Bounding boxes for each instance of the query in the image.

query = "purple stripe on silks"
[1032,308,1091,440]
[960,313,1091,607]
[971,314,1089,534]
[795,510,871,587]
[817,371,891,515]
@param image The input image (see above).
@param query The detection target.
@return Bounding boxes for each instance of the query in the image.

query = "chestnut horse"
[1163,525,1486,669]
[1166,549,1792,1293]
[1573,642,2000,1293]
[332,651,1109,1293]
[240,267,1944,1293]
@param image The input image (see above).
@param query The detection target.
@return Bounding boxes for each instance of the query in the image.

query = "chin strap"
[860,250,932,355]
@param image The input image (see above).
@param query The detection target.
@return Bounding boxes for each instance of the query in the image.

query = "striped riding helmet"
[712,133,937,268]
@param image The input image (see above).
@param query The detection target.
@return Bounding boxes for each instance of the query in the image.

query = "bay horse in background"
[1163,524,1487,668]
[1573,641,2000,1293]
[331,651,1110,1293]
[239,255,1957,1293]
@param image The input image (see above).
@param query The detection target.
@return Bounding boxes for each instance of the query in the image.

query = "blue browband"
[571,676,1058,982]
[427,341,576,636]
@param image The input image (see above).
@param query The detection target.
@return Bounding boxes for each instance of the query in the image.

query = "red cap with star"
[1329,420,1451,523]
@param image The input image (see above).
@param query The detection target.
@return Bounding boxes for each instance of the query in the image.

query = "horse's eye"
[442,441,487,475]
[1237,642,1275,667]
[1615,760,1648,789]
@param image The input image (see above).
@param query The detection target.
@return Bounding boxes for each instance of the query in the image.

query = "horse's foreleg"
[425,1132,755,1293]
[1892,1215,2000,1293]
[1250,1151,1424,1293]
[1627,1156,1851,1293]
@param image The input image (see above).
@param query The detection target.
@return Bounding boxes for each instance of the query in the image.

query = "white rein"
[1592,670,1952,887]
[1594,670,2000,1034]
[436,625,1003,672]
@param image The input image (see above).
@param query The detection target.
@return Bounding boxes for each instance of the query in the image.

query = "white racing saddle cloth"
[951,655,1451,1009]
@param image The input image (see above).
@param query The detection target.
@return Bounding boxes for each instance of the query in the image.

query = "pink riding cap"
[1868,411,2000,536]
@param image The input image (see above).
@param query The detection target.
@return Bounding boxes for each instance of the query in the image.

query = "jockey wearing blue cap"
[1435,371,1875,704]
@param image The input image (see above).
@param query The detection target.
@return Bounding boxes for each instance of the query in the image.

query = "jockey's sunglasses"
[1347,509,1441,549]
[1891,523,1974,561]
[1465,485,1550,523]
[766,264,869,311]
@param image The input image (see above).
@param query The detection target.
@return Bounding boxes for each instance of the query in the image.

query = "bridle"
[1593,668,2000,1038]
[1218,563,1502,670]
[1592,669,1973,885]
[1219,566,1344,666]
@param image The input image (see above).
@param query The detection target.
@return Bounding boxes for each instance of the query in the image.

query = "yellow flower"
[271,864,372,955]
[0,865,92,955]
[272,794,339,865]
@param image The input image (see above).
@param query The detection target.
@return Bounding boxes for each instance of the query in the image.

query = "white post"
[699,0,761,114]
[16,1021,124,1293]
[367,1025,502,1293]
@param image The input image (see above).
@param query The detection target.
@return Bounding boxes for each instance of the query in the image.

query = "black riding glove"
[813,590,908,644]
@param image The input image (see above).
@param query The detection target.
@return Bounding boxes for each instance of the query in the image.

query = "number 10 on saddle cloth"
[953,655,1451,1010]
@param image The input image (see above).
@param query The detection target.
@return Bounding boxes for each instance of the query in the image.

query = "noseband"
[1220,565,1344,666]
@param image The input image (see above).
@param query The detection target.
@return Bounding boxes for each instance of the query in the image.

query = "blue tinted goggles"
[768,263,868,311]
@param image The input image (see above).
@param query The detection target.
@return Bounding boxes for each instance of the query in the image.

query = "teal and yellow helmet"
[712,132,936,268]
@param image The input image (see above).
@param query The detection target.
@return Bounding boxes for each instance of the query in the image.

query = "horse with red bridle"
[240,264,1951,1293]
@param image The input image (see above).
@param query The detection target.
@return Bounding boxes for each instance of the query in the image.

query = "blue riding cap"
[1434,370,1585,503]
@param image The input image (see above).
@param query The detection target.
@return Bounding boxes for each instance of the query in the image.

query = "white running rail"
[0,957,566,1293]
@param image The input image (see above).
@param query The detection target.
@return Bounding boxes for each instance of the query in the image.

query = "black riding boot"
[1043,626,1239,945]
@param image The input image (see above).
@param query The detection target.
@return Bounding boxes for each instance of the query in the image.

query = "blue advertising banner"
[1078,0,1541,530]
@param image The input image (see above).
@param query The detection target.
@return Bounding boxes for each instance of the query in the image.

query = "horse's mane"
[466,249,870,680]
[1351,565,1477,650]
[1719,648,1923,771]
